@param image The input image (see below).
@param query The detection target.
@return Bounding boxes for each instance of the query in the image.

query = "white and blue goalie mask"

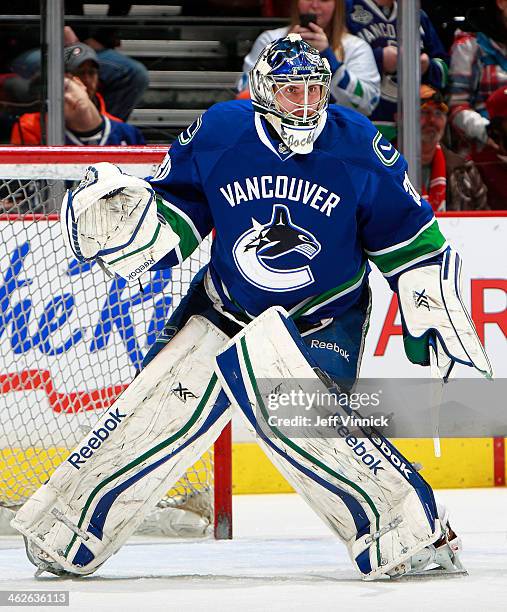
[249,33,331,154]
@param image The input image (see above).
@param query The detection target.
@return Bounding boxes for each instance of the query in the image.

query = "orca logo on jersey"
[232,204,321,292]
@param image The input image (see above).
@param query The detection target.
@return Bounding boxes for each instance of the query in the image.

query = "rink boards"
[0,214,505,494]
[233,214,507,491]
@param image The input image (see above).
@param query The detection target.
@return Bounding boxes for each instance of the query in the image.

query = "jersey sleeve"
[358,133,448,287]
[420,11,449,90]
[146,116,214,268]
[448,33,489,144]
[324,36,380,116]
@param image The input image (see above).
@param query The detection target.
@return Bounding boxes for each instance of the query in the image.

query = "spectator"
[64,1,149,121]
[0,3,43,141]
[63,43,120,120]
[3,2,148,121]
[11,73,144,145]
[420,0,481,52]
[449,0,507,153]
[419,85,487,211]
[471,85,507,210]
[238,0,381,116]
[346,0,449,141]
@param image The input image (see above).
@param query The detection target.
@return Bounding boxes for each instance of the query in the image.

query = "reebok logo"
[336,424,384,475]
[127,259,155,281]
[310,339,350,362]
[67,407,127,469]
[370,436,413,480]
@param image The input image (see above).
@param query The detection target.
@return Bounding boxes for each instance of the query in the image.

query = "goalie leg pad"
[12,315,231,575]
[215,307,441,580]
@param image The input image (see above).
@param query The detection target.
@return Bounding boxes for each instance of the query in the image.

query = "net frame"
[0,146,232,540]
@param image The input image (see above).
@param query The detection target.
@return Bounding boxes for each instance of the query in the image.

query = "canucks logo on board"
[232,204,321,292]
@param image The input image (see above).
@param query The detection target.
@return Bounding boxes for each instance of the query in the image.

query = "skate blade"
[392,568,468,581]
[24,536,73,578]
[34,564,75,579]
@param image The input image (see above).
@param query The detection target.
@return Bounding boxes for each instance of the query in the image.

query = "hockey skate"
[23,537,73,578]
[388,506,467,580]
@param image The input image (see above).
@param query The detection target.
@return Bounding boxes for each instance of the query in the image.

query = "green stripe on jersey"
[291,263,366,319]
[367,219,446,276]
[156,196,200,260]
[353,79,364,98]
[433,58,449,87]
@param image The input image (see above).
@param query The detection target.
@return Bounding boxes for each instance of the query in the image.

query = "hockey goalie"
[12,35,492,581]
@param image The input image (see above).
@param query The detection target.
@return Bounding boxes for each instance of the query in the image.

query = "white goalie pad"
[215,307,441,581]
[398,248,493,379]
[61,162,179,283]
[12,315,230,576]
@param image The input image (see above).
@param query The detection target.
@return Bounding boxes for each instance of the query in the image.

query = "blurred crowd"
[0,2,147,147]
[235,0,507,210]
[1,0,507,210]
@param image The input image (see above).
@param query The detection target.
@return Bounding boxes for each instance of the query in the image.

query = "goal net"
[0,147,232,539]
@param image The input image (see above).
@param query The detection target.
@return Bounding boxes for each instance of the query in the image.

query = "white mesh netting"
[0,163,219,537]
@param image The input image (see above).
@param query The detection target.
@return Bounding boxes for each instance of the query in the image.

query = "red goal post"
[0,146,232,540]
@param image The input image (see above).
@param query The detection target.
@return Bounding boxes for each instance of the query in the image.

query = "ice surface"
[0,489,505,611]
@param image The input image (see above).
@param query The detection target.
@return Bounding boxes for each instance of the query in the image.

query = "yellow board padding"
[393,438,494,489]
[0,447,69,506]
[0,447,214,507]
[232,438,496,494]
[232,442,293,494]
[0,438,496,506]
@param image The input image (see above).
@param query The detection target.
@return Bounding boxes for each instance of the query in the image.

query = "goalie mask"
[249,34,331,154]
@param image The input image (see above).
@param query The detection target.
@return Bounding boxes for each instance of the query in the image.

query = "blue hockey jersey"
[65,116,145,146]
[346,0,448,138]
[149,100,447,324]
